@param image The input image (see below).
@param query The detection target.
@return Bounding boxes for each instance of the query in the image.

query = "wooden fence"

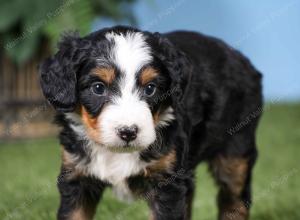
[0,48,58,140]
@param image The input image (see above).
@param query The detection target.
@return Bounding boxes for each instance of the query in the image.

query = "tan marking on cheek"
[81,106,102,143]
[92,67,115,84]
[152,107,168,126]
[81,106,97,129]
[140,67,158,85]
[145,150,176,176]
[153,107,164,126]
[153,110,160,125]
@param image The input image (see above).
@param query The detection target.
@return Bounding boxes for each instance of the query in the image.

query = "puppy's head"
[40,26,189,152]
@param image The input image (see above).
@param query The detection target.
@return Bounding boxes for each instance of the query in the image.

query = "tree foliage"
[0,0,136,64]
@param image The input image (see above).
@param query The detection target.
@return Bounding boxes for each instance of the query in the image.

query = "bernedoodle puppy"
[39,26,263,220]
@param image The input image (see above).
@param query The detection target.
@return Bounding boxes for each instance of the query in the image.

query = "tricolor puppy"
[40,26,262,220]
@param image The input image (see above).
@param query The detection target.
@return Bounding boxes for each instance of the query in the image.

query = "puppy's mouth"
[105,145,143,153]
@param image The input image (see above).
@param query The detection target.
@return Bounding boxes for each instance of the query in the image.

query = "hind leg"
[209,145,257,220]
[185,175,195,220]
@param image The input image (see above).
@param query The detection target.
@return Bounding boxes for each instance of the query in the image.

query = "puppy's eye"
[144,83,156,97]
[91,82,106,95]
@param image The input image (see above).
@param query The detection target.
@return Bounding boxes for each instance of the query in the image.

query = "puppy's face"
[40,27,187,152]
[79,32,173,151]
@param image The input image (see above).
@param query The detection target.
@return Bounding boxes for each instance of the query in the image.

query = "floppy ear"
[152,33,193,166]
[152,33,191,107]
[39,33,85,112]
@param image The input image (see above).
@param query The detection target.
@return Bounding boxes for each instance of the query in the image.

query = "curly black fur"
[39,26,263,220]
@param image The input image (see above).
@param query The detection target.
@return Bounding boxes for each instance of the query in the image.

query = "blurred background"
[0,0,299,220]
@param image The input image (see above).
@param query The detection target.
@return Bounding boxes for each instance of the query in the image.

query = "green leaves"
[0,0,21,31]
[0,0,137,64]
[43,0,94,49]
[4,30,39,64]
[0,0,61,63]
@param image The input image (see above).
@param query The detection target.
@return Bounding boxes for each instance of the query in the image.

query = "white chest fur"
[82,146,149,201]
[87,147,148,184]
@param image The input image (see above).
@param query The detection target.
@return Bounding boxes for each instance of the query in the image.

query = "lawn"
[0,103,299,220]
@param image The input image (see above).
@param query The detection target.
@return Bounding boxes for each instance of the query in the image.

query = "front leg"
[57,168,106,220]
[148,176,193,220]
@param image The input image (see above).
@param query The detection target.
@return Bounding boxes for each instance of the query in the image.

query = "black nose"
[117,125,138,142]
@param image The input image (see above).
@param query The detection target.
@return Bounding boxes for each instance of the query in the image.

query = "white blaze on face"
[99,31,156,150]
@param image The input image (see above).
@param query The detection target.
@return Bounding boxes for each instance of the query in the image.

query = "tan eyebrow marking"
[92,67,115,84]
[140,67,158,85]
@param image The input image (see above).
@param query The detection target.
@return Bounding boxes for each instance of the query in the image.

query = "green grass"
[0,103,299,220]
